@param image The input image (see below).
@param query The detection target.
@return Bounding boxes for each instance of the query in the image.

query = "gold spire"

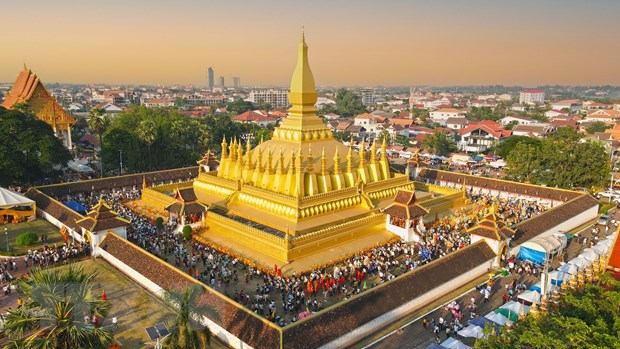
[221,136,228,158]
[244,139,253,170]
[265,147,273,175]
[358,140,366,168]
[255,146,263,172]
[306,146,314,172]
[276,148,285,174]
[381,137,387,163]
[229,138,236,161]
[289,149,297,174]
[236,142,243,163]
[274,31,331,140]
[333,148,341,175]
[320,147,327,176]
[370,140,376,164]
[346,142,353,173]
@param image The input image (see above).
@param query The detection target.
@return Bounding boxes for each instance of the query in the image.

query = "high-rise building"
[249,89,289,109]
[219,76,225,88]
[208,67,214,90]
[361,88,375,106]
[519,88,545,105]
[233,77,241,89]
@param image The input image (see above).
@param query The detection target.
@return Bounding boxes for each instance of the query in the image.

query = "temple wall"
[418,191,466,218]
[141,187,176,211]
[36,208,84,243]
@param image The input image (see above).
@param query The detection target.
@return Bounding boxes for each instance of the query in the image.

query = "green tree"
[422,130,455,156]
[163,285,212,349]
[475,274,620,349]
[496,136,542,158]
[227,99,253,115]
[182,225,193,241]
[334,88,367,117]
[586,121,612,134]
[0,107,70,186]
[394,134,411,147]
[333,131,352,142]
[506,142,541,183]
[137,119,157,171]
[2,264,113,349]
[174,97,186,109]
[376,130,392,144]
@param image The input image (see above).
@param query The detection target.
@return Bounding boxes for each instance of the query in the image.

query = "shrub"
[16,232,39,246]
[182,225,192,241]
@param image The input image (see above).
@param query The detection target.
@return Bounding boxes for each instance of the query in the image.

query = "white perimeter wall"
[96,247,254,349]
[37,208,84,243]
[509,203,598,256]
[319,257,494,349]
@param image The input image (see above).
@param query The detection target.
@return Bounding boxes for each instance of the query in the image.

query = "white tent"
[580,248,600,262]
[0,188,34,209]
[457,324,484,339]
[519,235,563,263]
[568,257,590,270]
[500,301,530,316]
[441,337,471,349]
[592,243,610,256]
[518,290,540,305]
[484,311,508,326]
[558,263,578,275]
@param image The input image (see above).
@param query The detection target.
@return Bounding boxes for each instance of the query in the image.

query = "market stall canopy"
[441,337,471,349]
[457,324,484,339]
[518,235,564,264]
[517,290,540,305]
[484,311,508,326]
[0,187,35,209]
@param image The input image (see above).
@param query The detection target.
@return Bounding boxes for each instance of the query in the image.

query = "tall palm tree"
[163,285,212,349]
[1,264,114,349]
[88,108,108,177]
[137,119,157,171]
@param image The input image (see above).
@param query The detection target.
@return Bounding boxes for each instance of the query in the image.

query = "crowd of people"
[58,184,549,327]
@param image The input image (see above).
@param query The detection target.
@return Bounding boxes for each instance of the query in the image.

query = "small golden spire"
[229,138,236,161]
[320,147,327,176]
[358,139,366,168]
[381,137,388,163]
[221,137,228,158]
[236,142,243,164]
[333,148,341,175]
[265,146,273,175]
[289,149,297,174]
[142,176,147,189]
[276,148,285,174]
[244,139,253,170]
[306,146,314,172]
[370,140,376,164]
[295,147,303,173]
[346,141,353,173]
[255,146,264,172]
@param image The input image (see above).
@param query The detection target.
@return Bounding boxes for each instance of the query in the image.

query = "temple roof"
[384,189,429,219]
[197,150,219,168]
[165,187,207,215]
[1,67,76,126]
[466,209,514,241]
[75,199,130,232]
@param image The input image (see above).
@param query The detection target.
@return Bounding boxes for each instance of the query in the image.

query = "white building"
[248,89,289,109]
[499,115,535,127]
[360,88,375,106]
[519,89,545,105]
[429,107,465,125]
[551,99,582,112]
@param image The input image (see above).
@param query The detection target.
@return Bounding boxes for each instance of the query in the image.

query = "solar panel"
[155,323,170,337]
[145,326,159,340]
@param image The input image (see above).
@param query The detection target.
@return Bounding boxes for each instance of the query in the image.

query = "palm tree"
[1,264,114,348]
[163,285,212,349]
[88,108,108,177]
[137,119,157,171]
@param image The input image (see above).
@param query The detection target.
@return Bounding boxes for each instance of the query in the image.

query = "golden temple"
[1,66,76,148]
[192,33,416,268]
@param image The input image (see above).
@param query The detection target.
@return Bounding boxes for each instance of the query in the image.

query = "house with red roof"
[458,120,511,152]
[429,107,465,125]
[232,110,281,126]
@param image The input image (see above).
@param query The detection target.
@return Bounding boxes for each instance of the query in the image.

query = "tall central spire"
[273,31,332,142]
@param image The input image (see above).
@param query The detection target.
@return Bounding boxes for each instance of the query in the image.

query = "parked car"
[596,190,620,201]
[598,215,611,226]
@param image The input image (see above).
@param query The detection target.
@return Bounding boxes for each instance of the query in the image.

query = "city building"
[458,120,511,152]
[583,109,620,124]
[1,66,76,148]
[208,67,214,90]
[219,76,225,88]
[429,107,465,125]
[360,88,375,106]
[233,76,241,89]
[519,88,545,105]
[248,89,289,109]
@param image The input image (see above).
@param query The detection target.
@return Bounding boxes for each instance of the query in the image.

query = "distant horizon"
[2,0,619,86]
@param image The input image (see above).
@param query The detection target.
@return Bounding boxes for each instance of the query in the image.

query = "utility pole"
[119,150,124,175]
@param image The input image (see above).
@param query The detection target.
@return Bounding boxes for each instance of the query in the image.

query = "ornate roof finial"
[346,141,353,173]
[333,148,341,175]
[320,147,326,176]
[276,148,285,174]
[301,26,305,44]
[359,139,366,168]
[381,137,388,163]
[265,146,273,175]
[306,146,314,172]
[221,136,228,158]
[370,140,377,164]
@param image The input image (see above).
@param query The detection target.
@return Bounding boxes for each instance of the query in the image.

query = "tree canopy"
[0,107,71,186]
[474,274,620,349]
[496,136,542,158]
[422,130,455,156]
[505,128,611,189]
[320,88,367,117]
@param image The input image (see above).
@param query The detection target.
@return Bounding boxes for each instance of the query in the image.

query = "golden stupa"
[193,33,414,267]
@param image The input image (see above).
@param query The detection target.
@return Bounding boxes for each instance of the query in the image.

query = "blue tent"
[518,246,546,264]
[65,201,88,215]
[468,317,501,334]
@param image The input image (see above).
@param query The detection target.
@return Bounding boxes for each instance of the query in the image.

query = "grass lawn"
[80,259,228,348]
[0,219,64,255]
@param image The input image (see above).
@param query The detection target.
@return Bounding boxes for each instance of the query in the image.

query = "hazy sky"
[1,0,619,87]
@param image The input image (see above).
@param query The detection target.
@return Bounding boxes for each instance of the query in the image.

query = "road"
[354,207,617,349]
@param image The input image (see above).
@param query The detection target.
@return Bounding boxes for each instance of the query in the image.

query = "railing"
[300,187,358,207]
[207,211,284,244]
[294,214,384,244]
